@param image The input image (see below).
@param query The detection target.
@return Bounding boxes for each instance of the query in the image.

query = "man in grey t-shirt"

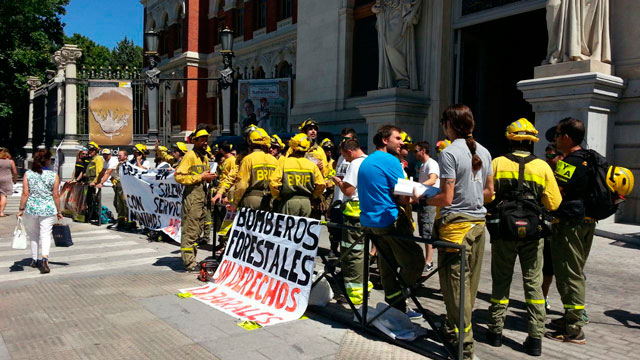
[438,139,492,218]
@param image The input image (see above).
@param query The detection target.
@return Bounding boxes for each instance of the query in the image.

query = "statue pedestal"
[58,138,81,180]
[534,59,613,78]
[356,88,429,151]
[518,71,625,223]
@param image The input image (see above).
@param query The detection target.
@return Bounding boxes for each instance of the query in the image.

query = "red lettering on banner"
[244,272,263,299]
[255,273,270,301]
[189,284,216,296]
[261,316,285,325]
[232,266,254,293]
[275,282,289,309]
[286,288,301,312]
[237,268,256,294]
[214,260,235,283]
[261,278,280,307]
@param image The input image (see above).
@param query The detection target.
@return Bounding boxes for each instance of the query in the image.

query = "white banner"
[180,207,321,326]
[119,163,183,242]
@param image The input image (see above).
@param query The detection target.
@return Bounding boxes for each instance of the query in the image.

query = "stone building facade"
[141,0,640,223]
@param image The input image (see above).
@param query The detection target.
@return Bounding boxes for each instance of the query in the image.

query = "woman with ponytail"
[413,104,493,359]
[17,149,62,274]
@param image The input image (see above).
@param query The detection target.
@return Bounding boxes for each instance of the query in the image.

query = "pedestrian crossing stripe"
[0,248,156,269]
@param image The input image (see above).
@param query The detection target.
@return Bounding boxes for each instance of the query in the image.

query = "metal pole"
[458,247,466,360]
[362,233,370,327]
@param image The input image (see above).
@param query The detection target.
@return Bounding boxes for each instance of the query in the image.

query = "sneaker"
[582,309,589,324]
[545,296,551,311]
[424,262,434,273]
[40,258,50,274]
[29,259,38,268]
[524,336,542,356]
[486,331,502,347]
[406,307,422,320]
[545,330,586,344]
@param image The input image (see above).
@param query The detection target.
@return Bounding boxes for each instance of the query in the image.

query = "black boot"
[486,331,502,347]
[40,258,50,274]
[524,336,542,356]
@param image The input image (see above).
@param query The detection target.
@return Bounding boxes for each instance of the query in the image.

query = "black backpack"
[487,154,547,241]
[582,149,619,220]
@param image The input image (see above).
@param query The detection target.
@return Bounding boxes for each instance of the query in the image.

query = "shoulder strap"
[503,153,537,198]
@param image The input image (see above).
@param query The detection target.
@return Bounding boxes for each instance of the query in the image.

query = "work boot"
[524,336,542,356]
[40,258,50,274]
[486,331,502,347]
[545,329,586,345]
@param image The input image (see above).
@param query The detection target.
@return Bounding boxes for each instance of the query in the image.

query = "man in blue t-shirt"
[358,125,425,313]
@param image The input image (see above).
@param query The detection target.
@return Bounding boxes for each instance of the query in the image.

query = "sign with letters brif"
[118,163,183,242]
[181,208,321,326]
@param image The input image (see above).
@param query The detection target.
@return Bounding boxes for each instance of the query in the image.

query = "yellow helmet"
[607,166,634,196]
[206,145,213,157]
[87,141,100,151]
[134,143,149,154]
[157,146,168,152]
[289,133,311,152]
[248,127,270,146]
[320,138,334,149]
[298,118,319,132]
[173,142,188,154]
[400,131,415,151]
[436,139,451,155]
[271,134,285,149]
[243,124,258,139]
[505,118,539,143]
[192,128,210,139]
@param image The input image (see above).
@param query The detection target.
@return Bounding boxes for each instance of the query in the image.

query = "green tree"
[0,0,69,151]
[64,33,112,74]
[111,37,143,74]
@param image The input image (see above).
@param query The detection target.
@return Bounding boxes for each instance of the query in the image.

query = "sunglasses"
[341,136,352,141]
[545,153,559,159]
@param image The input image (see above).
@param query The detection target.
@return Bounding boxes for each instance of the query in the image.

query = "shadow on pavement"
[604,309,640,329]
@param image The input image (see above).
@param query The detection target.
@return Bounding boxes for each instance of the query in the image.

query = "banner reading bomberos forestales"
[119,163,183,242]
[181,208,321,326]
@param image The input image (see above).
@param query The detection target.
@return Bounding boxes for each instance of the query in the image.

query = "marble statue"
[372,0,421,90]
[544,0,611,64]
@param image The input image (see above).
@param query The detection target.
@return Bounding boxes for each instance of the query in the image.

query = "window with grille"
[256,0,267,29]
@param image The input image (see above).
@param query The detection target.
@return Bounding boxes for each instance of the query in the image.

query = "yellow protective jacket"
[270,156,326,200]
[215,155,238,195]
[156,148,177,166]
[175,150,210,187]
[324,158,336,189]
[286,143,329,177]
[492,151,562,211]
[233,149,278,206]
[85,154,104,184]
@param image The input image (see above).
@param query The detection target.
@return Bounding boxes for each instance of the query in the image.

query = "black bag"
[52,223,74,247]
[583,150,619,220]
[487,154,546,241]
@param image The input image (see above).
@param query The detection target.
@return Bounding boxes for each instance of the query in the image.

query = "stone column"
[356,88,430,151]
[24,77,43,165]
[59,45,83,180]
[52,50,66,137]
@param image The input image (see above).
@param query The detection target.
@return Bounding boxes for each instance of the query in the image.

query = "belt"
[584,217,596,223]
[248,189,269,196]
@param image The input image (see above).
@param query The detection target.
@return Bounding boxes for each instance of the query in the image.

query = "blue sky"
[62,0,144,49]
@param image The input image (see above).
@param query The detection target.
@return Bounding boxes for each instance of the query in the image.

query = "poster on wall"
[88,81,134,146]
[238,78,291,135]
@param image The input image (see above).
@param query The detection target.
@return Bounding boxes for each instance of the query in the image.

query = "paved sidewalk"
[1,190,639,359]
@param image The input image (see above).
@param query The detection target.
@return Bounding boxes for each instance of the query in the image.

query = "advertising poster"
[238,79,291,134]
[181,207,321,326]
[88,81,134,146]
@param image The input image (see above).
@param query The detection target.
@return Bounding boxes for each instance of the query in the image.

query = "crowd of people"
[9,102,635,359]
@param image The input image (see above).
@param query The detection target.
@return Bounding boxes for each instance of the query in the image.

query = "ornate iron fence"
[76,66,147,142]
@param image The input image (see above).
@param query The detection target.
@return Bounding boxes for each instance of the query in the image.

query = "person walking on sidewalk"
[175,127,216,271]
[0,147,18,217]
[414,105,493,360]
[333,139,368,304]
[17,149,63,274]
[545,117,594,344]
[485,118,562,356]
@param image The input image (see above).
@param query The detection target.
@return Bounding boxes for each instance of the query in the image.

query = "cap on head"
[289,133,311,152]
[320,138,334,149]
[506,118,539,143]
[436,139,451,155]
[271,134,285,149]
[134,143,149,154]
[299,118,319,132]
[87,142,100,151]
[101,148,111,155]
[248,127,271,146]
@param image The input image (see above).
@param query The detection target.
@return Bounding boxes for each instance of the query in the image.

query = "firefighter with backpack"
[544,117,634,344]
[485,118,562,356]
